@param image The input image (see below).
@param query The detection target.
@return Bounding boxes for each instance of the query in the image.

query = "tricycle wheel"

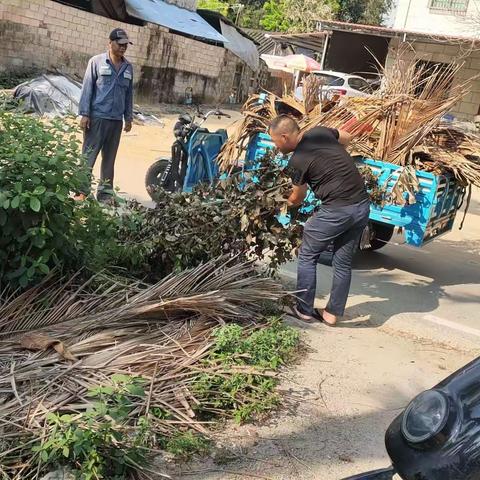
[367,223,395,251]
[145,158,178,199]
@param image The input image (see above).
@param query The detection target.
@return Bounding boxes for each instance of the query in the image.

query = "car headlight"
[401,390,449,444]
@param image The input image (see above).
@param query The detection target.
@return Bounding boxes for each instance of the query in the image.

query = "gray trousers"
[297,199,370,317]
[82,118,123,199]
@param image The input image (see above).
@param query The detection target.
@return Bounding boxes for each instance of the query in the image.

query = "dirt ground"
[165,326,472,480]
[93,113,480,480]
[90,107,244,205]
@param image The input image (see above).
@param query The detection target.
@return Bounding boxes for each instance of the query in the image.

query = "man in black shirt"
[269,115,370,326]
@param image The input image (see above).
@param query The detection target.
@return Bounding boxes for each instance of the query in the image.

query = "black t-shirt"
[288,126,368,206]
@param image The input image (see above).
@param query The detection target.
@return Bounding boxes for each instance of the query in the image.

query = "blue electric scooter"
[145,107,230,196]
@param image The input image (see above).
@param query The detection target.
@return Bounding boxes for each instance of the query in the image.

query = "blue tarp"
[125,0,228,43]
[220,21,258,70]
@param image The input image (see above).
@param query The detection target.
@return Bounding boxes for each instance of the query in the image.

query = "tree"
[284,0,336,33]
[336,0,392,25]
[240,4,265,29]
[260,0,290,32]
[198,0,230,16]
[260,0,336,32]
[198,0,391,31]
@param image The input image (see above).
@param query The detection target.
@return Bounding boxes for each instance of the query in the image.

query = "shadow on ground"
[282,236,480,331]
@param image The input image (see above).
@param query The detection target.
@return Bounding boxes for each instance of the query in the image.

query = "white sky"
[384,0,398,27]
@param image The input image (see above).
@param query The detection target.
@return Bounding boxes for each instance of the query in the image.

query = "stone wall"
[0,0,253,104]
[387,38,480,120]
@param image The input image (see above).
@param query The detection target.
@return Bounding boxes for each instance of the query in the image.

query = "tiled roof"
[318,19,480,45]
[244,29,276,54]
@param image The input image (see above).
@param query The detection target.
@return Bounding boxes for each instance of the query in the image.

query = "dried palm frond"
[218,94,279,173]
[0,258,287,479]
[218,48,480,189]
[387,165,420,205]
[302,74,322,115]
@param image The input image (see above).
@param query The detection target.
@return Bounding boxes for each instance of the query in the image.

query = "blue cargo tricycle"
[145,109,466,251]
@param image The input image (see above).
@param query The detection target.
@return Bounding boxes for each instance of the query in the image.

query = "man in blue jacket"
[76,28,134,202]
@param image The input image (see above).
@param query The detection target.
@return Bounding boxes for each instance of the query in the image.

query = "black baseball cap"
[109,28,133,45]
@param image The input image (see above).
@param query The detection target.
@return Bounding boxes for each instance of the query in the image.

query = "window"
[314,73,345,87]
[429,0,469,14]
[348,77,372,93]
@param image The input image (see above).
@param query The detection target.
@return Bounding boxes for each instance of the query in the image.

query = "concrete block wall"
[0,0,249,104]
[387,38,480,120]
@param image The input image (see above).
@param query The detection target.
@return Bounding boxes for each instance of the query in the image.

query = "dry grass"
[218,50,480,189]
[0,258,287,479]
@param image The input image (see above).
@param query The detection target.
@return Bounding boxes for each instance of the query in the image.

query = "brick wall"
[0,0,252,104]
[387,38,480,120]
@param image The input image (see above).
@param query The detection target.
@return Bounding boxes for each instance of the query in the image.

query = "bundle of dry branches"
[218,50,480,189]
[219,94,277,172]
[302,74,322,115]
[0,258,287,479]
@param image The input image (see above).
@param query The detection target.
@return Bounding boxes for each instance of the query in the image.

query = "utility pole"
[231,3,245,25]
[403,0,413,29]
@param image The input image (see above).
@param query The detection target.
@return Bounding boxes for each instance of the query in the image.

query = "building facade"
[314,18,480,121]
[394,0,480,37]
[0,0,257,104]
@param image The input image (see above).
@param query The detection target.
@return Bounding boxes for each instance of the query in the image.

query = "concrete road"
[282,205,480,352]
[109,116,480,349]
[104,118,480,479]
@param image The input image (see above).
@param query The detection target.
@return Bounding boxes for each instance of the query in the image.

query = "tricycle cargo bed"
[361,158,465,247]
[245,133,465,248]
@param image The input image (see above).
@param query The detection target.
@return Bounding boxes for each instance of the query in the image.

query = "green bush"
[33,375,151,480]
[210,317,300,369]
[0,112,91,287]
[0,111,131,288]
[194,318,300,423]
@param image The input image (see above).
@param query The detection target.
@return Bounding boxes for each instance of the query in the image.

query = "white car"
[311,70,373,100]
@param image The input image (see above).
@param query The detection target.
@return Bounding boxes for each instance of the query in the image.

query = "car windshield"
[314,73,344,87]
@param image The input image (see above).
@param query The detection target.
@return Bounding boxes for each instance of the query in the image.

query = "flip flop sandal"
[315,309,336,327]
[290,305,317,324]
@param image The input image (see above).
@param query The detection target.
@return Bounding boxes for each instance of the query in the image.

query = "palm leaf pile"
[219,94,277,173]
[0,259,287,480]
[218,52,480,191]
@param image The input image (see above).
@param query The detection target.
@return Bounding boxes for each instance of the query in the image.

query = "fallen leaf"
[20,333,76,361]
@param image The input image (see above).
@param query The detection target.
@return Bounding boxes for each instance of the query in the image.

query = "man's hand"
[337,129,354,146]
[282,189,292,200]
[80,116,90,131]
[124,121,132,133]
[288,184,308,207]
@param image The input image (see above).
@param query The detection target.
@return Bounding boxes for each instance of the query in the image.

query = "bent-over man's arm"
[288,184,308,207]
[337,129,353,146]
